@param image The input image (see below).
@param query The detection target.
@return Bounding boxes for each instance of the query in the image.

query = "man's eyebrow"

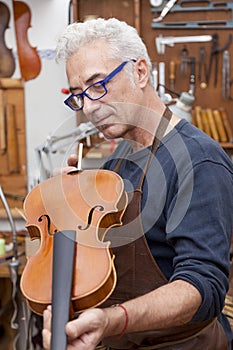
[69,72,104,93]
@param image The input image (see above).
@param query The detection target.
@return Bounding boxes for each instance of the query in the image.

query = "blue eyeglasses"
[64,59,136,111]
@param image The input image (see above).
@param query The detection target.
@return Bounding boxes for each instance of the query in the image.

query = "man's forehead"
[68,44,119,75]
[67,49,119,91]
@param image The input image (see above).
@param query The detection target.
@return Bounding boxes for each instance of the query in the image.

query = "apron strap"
[137,107,172,191]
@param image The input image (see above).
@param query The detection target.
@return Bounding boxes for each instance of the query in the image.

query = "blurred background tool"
[222,50,230,99]
[192,107,233,143]
[152,62,158,91]
[206,33,232,87]
[188,56,195,96]
[158,61,165,96]
[151,1,233,29]
[198,47,208,90]
[180,46,188,76]
[152,0,177,22]
[155,34,212,54]
[169,60,176,90]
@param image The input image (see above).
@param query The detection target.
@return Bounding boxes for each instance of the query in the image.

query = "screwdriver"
[169,60,176,90]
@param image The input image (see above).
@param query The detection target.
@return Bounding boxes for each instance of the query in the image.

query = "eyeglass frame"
[64,59,136,111]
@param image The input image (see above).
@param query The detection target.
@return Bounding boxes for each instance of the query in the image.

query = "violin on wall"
[13,1,41,81]
[20,169,128,349]
[0,2,15,78]
[0,1,41,80]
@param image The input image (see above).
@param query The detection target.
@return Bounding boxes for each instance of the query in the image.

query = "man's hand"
[42,306,109,350]
[52,154,79,176]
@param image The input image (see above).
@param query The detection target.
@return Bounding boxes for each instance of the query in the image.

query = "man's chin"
[98,124,121,139]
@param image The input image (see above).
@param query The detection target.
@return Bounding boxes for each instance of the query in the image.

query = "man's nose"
[82,95,101,116]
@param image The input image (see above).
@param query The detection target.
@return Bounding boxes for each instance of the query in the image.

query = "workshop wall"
[2,0,77,191]
[75,0,233,153]
[140,0,233,139]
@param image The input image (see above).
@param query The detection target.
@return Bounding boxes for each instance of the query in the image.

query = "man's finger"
[42,328,52,350]
[43,307,52,332]
[68,154,78,167]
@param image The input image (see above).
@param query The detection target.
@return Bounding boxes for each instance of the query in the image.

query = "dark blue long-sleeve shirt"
[103,119,233,346]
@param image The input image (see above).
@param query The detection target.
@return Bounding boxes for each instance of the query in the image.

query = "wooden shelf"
[220,142,233,150]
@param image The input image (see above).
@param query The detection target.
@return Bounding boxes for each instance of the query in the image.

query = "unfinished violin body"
[13,1,41,81]
[0,2,15,77]
[20,169,128,315]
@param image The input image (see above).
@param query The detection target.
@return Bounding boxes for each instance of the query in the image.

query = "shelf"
[220,142,233,150]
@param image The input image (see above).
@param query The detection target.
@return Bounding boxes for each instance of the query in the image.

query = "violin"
[13,1,41,81]
[20,169,127,315]
[0,2,15,78]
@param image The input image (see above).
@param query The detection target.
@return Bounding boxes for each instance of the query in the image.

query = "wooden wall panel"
[0,79,27,216]
[76,0,135,26]
[140,0,233,129]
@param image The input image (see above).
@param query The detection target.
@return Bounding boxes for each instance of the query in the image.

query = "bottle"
[169,92,195,123]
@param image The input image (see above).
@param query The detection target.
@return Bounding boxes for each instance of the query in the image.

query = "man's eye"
[92,83,105,91]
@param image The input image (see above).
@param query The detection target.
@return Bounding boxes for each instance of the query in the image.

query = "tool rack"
[72,0,233,154]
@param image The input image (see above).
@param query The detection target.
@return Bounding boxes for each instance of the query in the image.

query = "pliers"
[207,33,232,87]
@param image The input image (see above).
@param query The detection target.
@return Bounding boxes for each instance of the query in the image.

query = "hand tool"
[155,34,212,54]
[150,0,164,7]
[152,20,233,29]
[194,106,204,132]
[158,61,165,96]
[213,109,228,142]
[200,109,212,137]
[152,1,233,29]
[219,108,233,142]
[180,46,188,76]
[206,108,219,142]
[152,62,158,91]
[206,33,232,86]
[188,56,195,96]
[222,50,230,99]
[198,47,208,89]
[169,60,176,90]
[134,0,140,35]
[153,0,177,23]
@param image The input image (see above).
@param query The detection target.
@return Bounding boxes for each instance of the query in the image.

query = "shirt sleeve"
[167,160,233,321]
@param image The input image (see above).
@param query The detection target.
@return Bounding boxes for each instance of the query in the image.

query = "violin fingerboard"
[51,230,76,350]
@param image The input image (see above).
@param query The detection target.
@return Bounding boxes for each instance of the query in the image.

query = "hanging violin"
[0,2,16,78]
[13,1,41,81]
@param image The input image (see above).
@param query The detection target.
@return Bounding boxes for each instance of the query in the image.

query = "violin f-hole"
[38,214,57,236]
[78,205,104,231]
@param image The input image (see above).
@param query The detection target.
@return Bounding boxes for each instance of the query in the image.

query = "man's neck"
[125,111,181,153]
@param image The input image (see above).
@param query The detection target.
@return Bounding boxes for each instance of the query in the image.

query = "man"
[43,18,233,349]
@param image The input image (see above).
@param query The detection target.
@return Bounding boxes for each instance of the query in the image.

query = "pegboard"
[72,0,233,149]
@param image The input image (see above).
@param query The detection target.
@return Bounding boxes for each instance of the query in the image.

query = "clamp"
[206,33,232,86]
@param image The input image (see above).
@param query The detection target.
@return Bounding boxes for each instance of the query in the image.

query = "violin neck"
[51,230,76,350]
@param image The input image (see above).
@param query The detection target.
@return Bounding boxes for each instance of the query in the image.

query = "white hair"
[56,17,153,84]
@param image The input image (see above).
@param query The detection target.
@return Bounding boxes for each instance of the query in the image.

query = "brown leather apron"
[101,108,228,349]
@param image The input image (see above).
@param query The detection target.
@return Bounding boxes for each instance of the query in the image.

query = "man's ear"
[135,58,150,88]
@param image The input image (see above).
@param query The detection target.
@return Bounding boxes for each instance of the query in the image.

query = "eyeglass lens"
[68,82,107,110]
